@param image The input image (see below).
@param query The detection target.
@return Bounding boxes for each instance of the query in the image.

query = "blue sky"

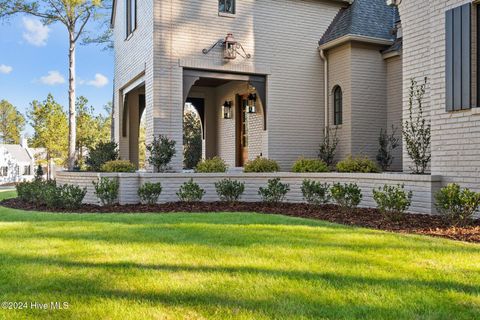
[0,15,113,135]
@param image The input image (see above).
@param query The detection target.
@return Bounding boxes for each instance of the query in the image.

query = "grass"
[0,191,478,319]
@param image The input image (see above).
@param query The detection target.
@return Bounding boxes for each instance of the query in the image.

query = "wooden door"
[236,95,249,167]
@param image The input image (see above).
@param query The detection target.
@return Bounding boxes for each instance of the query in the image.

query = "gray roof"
[0,144,33,163]
[319,0,398,46]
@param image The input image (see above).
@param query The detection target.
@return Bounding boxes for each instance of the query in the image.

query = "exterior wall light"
[223,101,233,119]
[203,33,251,60]
[247,93,257,113]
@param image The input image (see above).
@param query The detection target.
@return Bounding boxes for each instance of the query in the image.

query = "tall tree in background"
[0,100,25,144]
[0,0,112,170]
[28,94,68,166]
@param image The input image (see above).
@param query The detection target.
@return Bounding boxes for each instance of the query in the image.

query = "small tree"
[34,164,43,181]
[183,110,202,169]
[319,127,339,167]
[403,78,431,174]
[146,135,176,172]
[377,126,400,171]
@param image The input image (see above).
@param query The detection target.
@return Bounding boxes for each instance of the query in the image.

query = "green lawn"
[0,191,478,319]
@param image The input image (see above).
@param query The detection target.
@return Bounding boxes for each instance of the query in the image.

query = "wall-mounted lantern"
[224,33,237,60]
[247,93,257,113]
[223,101,233,119]
[203,33,251,60]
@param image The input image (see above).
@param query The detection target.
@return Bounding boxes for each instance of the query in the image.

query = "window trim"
[125,0,137,40]
[333,86,343,126]
[219,0,236,15]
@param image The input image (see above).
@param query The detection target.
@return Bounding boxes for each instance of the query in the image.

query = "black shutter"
[445,3,471,111]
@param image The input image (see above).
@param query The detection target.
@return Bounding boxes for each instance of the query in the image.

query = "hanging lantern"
[223,101,233,119]
[247,93,257,113]
[223,33,237,60]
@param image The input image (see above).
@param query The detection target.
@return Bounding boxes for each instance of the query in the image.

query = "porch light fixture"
[202,33,251,60]
[223,101,233,119]
[247,93,257,113]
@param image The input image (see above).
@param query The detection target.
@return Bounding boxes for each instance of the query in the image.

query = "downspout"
[319,47,329,135]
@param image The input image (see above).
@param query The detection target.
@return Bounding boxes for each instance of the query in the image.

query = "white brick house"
[111,0,480,191]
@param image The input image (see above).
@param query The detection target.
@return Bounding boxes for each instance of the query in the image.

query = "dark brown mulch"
[1,198,479,243]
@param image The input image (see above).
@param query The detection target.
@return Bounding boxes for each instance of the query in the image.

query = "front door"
[236,95,249,167]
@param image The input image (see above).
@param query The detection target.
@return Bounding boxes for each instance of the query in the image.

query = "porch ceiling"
[192,78,232,88]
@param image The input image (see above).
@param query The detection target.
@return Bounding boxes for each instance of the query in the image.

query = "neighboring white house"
[0,138,46,184]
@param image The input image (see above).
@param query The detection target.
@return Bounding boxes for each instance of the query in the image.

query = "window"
[333,86,343,125]
[23,165,31,176]
[219,0,235,15]
[1,167,7,177]
[126,0,137,38]
[445,3,472,111]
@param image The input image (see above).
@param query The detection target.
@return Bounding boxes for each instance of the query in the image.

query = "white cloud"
[86,73,109,88]
[22,17,50,47]
[40,71,65,85]
[0,64,13,74]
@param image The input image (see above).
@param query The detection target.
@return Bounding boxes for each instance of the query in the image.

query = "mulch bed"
[2,198,479,243]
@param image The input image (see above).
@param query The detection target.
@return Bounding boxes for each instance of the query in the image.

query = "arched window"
[333,86,343,125]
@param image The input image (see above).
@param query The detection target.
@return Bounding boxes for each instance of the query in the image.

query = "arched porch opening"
[183,69,267,168]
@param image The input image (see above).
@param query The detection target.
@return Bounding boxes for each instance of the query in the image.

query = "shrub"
[373,184,413,220]
[16,180,57,205]
[403,77,431,174]
[319,127,339,167]
[301,180,331,205]
[336,156,380,173]
[215,179,245,202]
[195,157,228,173]
[86,141,119,172]
[244,157,280,173]
[435,184,480,225]
[330,183,362,209]
[258,178,290,203]
[16,180,86,209]
[292,158,329,173]
[177,179,205,202]
[146,135,176,172]
[377,126,400,171]
[138,182,163,205]
[101,160,136,173]
[92,177,119,206]
[44,184,87,210]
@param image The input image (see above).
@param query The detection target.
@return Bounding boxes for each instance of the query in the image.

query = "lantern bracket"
[202,35,252,59]
[202,39,224,55]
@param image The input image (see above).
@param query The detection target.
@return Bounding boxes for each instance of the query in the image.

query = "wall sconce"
[203,33,252,60]
[223,101,233,119]
[247,93,257,113]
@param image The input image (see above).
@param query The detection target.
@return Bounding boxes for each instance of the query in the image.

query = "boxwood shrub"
[101,160,136,173]
[336,156,380,173]
[195,157,228,173]
[292,158,329,173]
[244,157,280,173]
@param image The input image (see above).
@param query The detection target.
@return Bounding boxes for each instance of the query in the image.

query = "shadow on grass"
[0,253,478,319]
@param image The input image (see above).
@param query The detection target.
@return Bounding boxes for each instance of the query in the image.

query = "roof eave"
[318,34,393,51]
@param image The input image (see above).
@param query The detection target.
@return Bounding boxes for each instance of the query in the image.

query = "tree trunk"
[68,33,77,170]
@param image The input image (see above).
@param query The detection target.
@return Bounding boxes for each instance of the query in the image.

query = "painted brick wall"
[149,0,344,171]
[113,0,154,157]
[399,0,480,189]
[350,43,388,161]
[57,171,442,215]
[386,55,403,172]
[327,43,352,162]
